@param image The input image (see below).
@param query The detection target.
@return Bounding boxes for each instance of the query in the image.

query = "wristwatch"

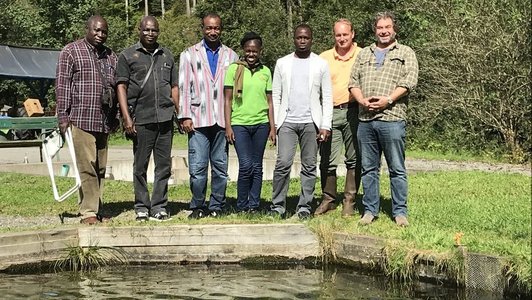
[387,96,393,106]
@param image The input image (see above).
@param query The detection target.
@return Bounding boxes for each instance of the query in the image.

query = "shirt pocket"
[357,58,373,80]
[386,55,405,82]
[160,62,172,85]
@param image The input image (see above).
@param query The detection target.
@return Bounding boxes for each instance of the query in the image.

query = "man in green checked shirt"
[348,11,418,227]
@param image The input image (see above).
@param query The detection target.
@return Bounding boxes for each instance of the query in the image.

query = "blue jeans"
[358,120,407,218]
[271,122,318,215]
[188,124,228,211]
[232,123,270,211]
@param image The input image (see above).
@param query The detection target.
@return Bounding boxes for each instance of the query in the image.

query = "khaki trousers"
[72,126,108,218]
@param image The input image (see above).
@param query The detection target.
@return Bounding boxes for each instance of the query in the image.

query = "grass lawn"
[0,170,529,289]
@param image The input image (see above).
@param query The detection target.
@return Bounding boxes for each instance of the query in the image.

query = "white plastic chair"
[42,127,81,202]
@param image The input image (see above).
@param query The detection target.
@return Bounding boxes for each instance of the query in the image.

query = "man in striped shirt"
[56,15,118,225]
[178,13,238,219]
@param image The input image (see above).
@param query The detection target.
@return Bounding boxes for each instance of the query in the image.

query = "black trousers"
[132,120,173,215]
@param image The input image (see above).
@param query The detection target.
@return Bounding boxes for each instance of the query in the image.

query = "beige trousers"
[71,126,108,219]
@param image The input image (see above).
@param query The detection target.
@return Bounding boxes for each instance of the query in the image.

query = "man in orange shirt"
[315,19,361,217]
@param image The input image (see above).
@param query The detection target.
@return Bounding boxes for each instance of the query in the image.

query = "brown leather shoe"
[314,199,336,216]
[97,215,111,223]
[341,168,359,217]
[80,216,99,225]
[315,174,337,216]
[341,199,354,217]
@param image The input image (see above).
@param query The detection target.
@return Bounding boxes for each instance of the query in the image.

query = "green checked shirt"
[349,41,418,122]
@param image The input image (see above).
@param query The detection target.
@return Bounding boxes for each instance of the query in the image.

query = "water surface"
[0,264,501,299]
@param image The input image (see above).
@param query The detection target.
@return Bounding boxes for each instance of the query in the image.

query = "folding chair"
[42,127,81,202]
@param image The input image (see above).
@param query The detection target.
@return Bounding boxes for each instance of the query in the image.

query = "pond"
[0,263,496,299]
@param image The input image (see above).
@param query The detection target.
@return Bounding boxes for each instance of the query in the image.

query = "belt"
[333,102,356,109]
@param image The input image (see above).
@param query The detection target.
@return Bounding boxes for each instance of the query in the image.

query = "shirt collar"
[202,39,221,52]
[134,41,162,55]
[370,41,399,52]
[83,38,108,57]
[333,43,358,61]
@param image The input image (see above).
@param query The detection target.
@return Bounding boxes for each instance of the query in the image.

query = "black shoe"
[150,211,171,222]
[297,211,311,220]
[136,211,149,222]
[247,208,260,215]
[188,209,205,219]
[209,210,223,218]
[267,210,283,218]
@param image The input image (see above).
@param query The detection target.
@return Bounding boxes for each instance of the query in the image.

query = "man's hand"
[59,121,70,136]
[317,129,331,143]
[122,115,136,136]
[225,126,235,144]
[268,128,276,146]
[368,96,389,111]
[181,119,195,133]
[358,96,375,109]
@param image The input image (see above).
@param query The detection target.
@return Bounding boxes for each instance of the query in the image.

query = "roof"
[0,45,60,80]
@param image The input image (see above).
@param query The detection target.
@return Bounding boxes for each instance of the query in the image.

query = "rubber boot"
[314,174,337,216]
[341,168,358,217]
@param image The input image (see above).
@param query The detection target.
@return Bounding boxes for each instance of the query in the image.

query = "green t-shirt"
[223,63,272,126]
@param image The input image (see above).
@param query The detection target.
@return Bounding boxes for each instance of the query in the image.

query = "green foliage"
[402,0,531,162]
[0,0,529,160]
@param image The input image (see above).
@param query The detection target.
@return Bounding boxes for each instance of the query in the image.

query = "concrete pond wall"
[0,224,526,297]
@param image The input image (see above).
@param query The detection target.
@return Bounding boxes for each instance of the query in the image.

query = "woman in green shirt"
[224,32,276,213]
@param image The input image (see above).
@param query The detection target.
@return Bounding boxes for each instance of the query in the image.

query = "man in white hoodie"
[269,24,333,220]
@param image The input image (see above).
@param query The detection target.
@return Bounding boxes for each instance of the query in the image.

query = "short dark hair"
[240,31,262,48]
[372,11,398,33]
[294,23,312,37]
[202,12,222,28]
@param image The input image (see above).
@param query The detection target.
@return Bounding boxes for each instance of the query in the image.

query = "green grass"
[0,170,530,290]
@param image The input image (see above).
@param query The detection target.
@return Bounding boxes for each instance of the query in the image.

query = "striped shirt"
[56,39,118,132]
[349,41,418,122]
[178,40,238,128]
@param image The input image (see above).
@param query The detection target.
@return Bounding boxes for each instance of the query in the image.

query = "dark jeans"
[188,124,228,212]
[133,120,173,215]
[232,123,270,211]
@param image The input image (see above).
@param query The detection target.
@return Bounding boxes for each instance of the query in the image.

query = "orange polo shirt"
[319,44,361,106]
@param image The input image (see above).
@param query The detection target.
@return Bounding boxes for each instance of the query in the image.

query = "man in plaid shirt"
[349,11,418,226]
[56,15,118,225]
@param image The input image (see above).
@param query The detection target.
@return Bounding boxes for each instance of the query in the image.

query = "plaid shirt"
[349,41,418,121]
[56,39,118,133]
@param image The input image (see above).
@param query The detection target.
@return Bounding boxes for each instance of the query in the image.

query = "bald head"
[139,16,160,50]
[140,15,159,29]
[85,15,108,49]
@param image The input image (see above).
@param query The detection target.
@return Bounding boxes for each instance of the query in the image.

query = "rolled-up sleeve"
[397,47,418,91]
[348,52,363,91]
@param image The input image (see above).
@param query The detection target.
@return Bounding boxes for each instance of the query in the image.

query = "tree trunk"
[125,0,129,27]
[286,0,292,38]
[186,0,191,16]
[161,0,165,18]
[144,0,148,16]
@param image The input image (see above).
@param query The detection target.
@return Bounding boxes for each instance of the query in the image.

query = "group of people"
[55,11,418,227]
